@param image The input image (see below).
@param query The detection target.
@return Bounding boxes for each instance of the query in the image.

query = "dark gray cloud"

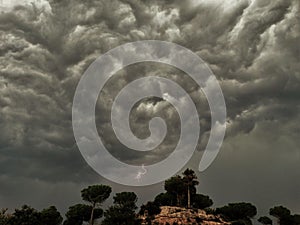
[0,0,299,218]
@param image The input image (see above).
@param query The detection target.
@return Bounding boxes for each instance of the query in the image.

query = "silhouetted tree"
[270,206,291,219]
[182,169,199,208]
[216,202,257,224]
[292,214,300,225]
[139,201,161,218]
[269,206,300,225]
[270,206,291,225]
[154,192,176,206]
[40,206,63,225]
[81,184,111,225]
[164,175,185,206]
[114,192,138,210]
[102,192,140,225]
[64,204,103,225]
[192,194,213,209]
[8,205,40,225]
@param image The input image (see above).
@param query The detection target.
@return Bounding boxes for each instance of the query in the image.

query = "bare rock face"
[140,206,231,225]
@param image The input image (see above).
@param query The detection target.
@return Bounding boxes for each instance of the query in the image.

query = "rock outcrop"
[140,206,230,225]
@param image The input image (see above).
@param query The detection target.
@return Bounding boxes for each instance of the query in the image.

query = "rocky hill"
[140,206,231,225]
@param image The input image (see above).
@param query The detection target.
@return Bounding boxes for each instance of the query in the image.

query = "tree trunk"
[187,185,191,209]
[89,203,95,225]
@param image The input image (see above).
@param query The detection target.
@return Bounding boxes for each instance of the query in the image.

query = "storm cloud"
[0,0,299,217]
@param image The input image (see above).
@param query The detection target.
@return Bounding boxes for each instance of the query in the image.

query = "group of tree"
[216,202,257,225]
[214,203,300,225]
[0,184,140,225]
[64,185,141,225]
[102,192,140,225]
[0,168,299,225]
[151,168,213,210]
[138,168,214,223]
[257,206,300,225]
[0,205,62,225]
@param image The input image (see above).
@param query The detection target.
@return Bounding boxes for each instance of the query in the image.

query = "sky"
[0,0,299,222]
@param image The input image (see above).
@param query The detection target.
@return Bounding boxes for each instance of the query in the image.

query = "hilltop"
[139,206,231,225]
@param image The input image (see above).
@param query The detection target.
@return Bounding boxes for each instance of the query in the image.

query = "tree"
[182,169,199,208]
[102,192,140,225]
[154,192,176,206]
[269,206,300,225]
[269,206,291,225]
[258,216,272,225]
[270,206,291,219]
[192,194,213,209]
[292,214,300,224]
[8,205,41,225]
[64,204,103,225]
[139,201,161,218]
[81,184,111,225]
[164,175,185,206]
[40,206,63,225]
[113,192,138,210]
[139,201,161,225]
[216,202,257,224]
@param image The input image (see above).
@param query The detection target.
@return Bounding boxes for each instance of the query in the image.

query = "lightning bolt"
[135,164,147,182]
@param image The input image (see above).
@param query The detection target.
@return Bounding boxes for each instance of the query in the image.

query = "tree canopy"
[102,192,140,225]
[64,204,103,225]
[270,205,300,225]
[216,202,257,224]
[81,184,112,206]
[161,169,203,208]
[192,194,213,209]
[164,175,185,206]
[182,168,199,208]
[40,206,63,225]
[8,205,40,225]
[139,201,161,218]
[81,184,111,225]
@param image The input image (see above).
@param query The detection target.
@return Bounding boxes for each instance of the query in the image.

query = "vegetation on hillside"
[0,169,299,225]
